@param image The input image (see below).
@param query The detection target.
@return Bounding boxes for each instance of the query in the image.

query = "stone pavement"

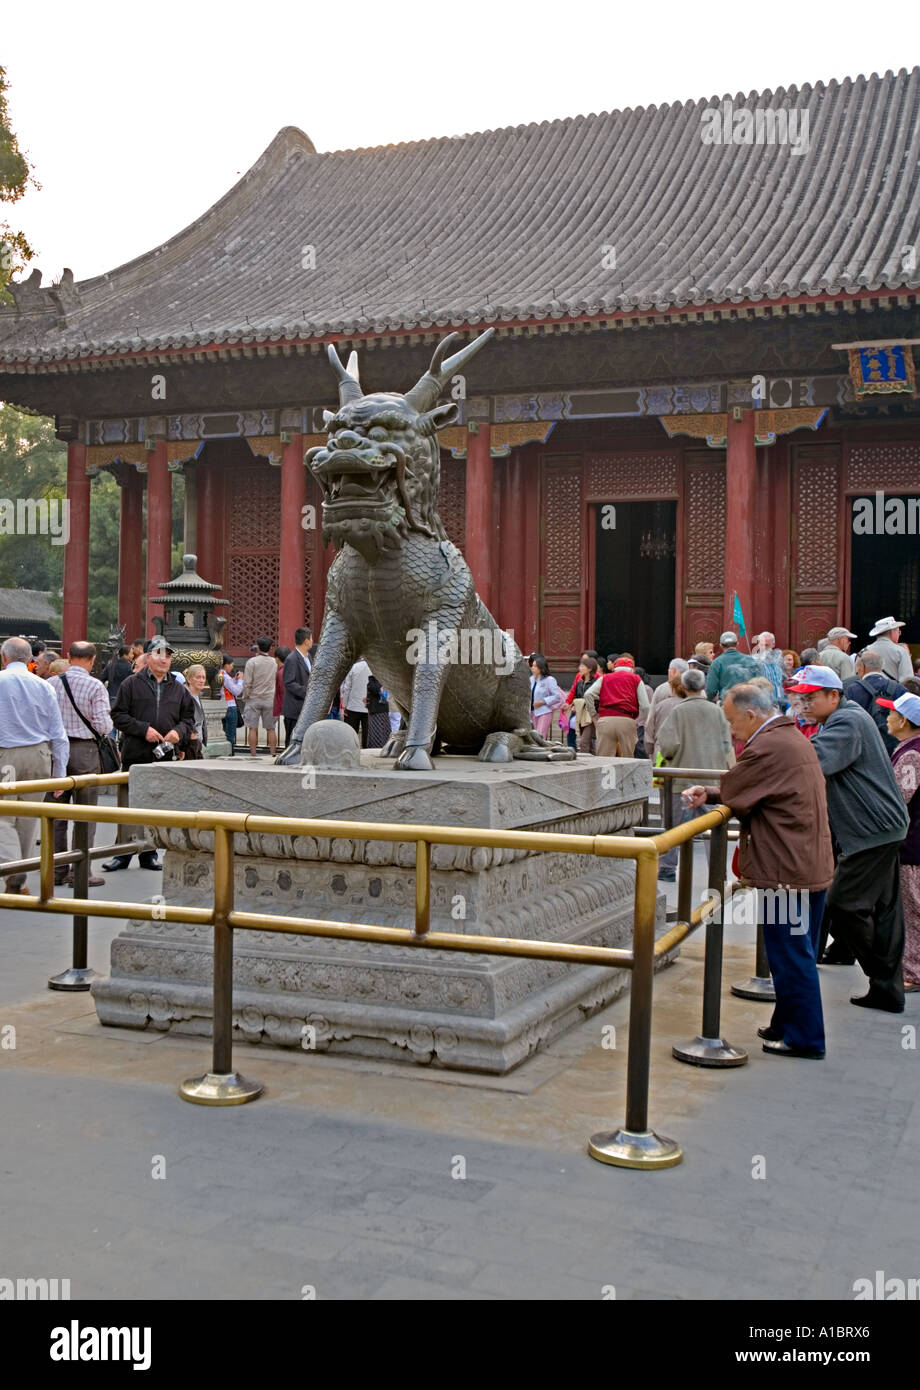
[0,808,917,1301]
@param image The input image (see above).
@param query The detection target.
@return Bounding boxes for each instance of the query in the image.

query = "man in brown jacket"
[684,682,834,1059]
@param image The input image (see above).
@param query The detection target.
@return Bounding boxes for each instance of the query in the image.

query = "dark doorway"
[850,494,920,651]
[594,501,676,677]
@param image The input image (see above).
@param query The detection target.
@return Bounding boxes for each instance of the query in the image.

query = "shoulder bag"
[59,673,121,774]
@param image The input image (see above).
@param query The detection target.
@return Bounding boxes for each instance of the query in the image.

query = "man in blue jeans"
[683,681,834,1058]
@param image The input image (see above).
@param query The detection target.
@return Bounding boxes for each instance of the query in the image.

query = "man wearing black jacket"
[104,638,195,871]
[281,628,313,747]
[843,650,906,754]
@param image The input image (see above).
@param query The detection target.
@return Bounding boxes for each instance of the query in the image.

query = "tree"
[0,405,66,594]
[87,471,121,640]
[0,66,37,301]
[0,405,189,642]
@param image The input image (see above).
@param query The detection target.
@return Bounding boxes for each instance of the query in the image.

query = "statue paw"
[394,745,434,772]
[478,732,514,763]
[379,731,407,759]
[275,743,302,766]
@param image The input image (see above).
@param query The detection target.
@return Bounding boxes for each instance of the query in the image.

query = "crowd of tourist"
[3,614,917,1059]
[528,613,920,1058]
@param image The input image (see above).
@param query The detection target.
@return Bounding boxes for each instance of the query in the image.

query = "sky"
[2,0,915,283]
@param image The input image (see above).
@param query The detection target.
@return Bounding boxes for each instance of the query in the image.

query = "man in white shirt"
[341,658,372,747]
[0,636,69,893]
[864,616,913,683]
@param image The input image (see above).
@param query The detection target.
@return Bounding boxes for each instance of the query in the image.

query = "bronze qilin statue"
[278,329,573,771]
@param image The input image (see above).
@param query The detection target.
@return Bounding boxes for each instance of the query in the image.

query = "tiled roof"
[0,588,59,621]
[2,69,919,367]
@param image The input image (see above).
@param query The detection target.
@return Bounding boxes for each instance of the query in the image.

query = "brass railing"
[0,771,735,1170]
[650,766,774,1003]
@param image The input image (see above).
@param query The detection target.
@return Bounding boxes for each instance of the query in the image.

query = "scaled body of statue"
[277,330,574,770]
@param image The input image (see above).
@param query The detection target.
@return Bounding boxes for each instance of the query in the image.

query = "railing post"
[588,847,682,1169]
[676,832,694,926]
[414,839,431,937]
[179,824,262,1105]
[672,815,747,1067]
[48,787,98,992]
[116,778,129,851]
[730,918,776,1001]
[661,777,674,831]
[39,814,55,902]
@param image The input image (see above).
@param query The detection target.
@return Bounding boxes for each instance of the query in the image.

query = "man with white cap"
[864,617,913,683]
[788,664,908,1012]
[817,627,858,682]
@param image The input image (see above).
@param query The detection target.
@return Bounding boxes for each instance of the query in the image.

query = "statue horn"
[404,328,495,412]
[327,344,363,404]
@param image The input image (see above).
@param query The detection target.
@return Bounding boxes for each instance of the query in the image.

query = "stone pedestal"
[201,698,231,757]
[92,754,662,1073]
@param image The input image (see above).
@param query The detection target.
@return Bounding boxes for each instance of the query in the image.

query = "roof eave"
[1,288,916,375]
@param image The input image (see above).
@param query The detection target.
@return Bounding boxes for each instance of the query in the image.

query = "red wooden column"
[196,457,224,588]
[278,433,306,643]
[145,440,172,637]
[521,443,540,655]
[117,467,144,640]
[724,410,757,636]
[62,442,90,648]
[464,422,493,611]
[501,448,526,642]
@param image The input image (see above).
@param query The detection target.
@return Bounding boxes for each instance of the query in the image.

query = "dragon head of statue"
[306,329,493,562]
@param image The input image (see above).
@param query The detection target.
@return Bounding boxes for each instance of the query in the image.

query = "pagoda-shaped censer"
[148,554,229,694]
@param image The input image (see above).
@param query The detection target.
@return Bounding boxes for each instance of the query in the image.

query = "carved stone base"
[92,754,662,1073]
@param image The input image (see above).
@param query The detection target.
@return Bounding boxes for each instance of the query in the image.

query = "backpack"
[857,676,903,754]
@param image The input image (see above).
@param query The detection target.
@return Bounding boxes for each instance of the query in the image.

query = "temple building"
[0,68,918,672]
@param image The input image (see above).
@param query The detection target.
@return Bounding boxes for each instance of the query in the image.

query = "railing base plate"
[179,1071,263,1106]
[672,1035,748,1066]
[48,967,98,992]
[730,975,776,1001]
[587,1128,682,1169]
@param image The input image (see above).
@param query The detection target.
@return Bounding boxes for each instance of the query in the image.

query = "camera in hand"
[152,740,175,761]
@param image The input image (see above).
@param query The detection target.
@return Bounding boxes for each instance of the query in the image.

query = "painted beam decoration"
[847,345,917,396]
[659,408,828,449]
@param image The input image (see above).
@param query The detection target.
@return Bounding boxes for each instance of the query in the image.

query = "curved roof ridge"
[319,68,920,154]
[66,126,317,297]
